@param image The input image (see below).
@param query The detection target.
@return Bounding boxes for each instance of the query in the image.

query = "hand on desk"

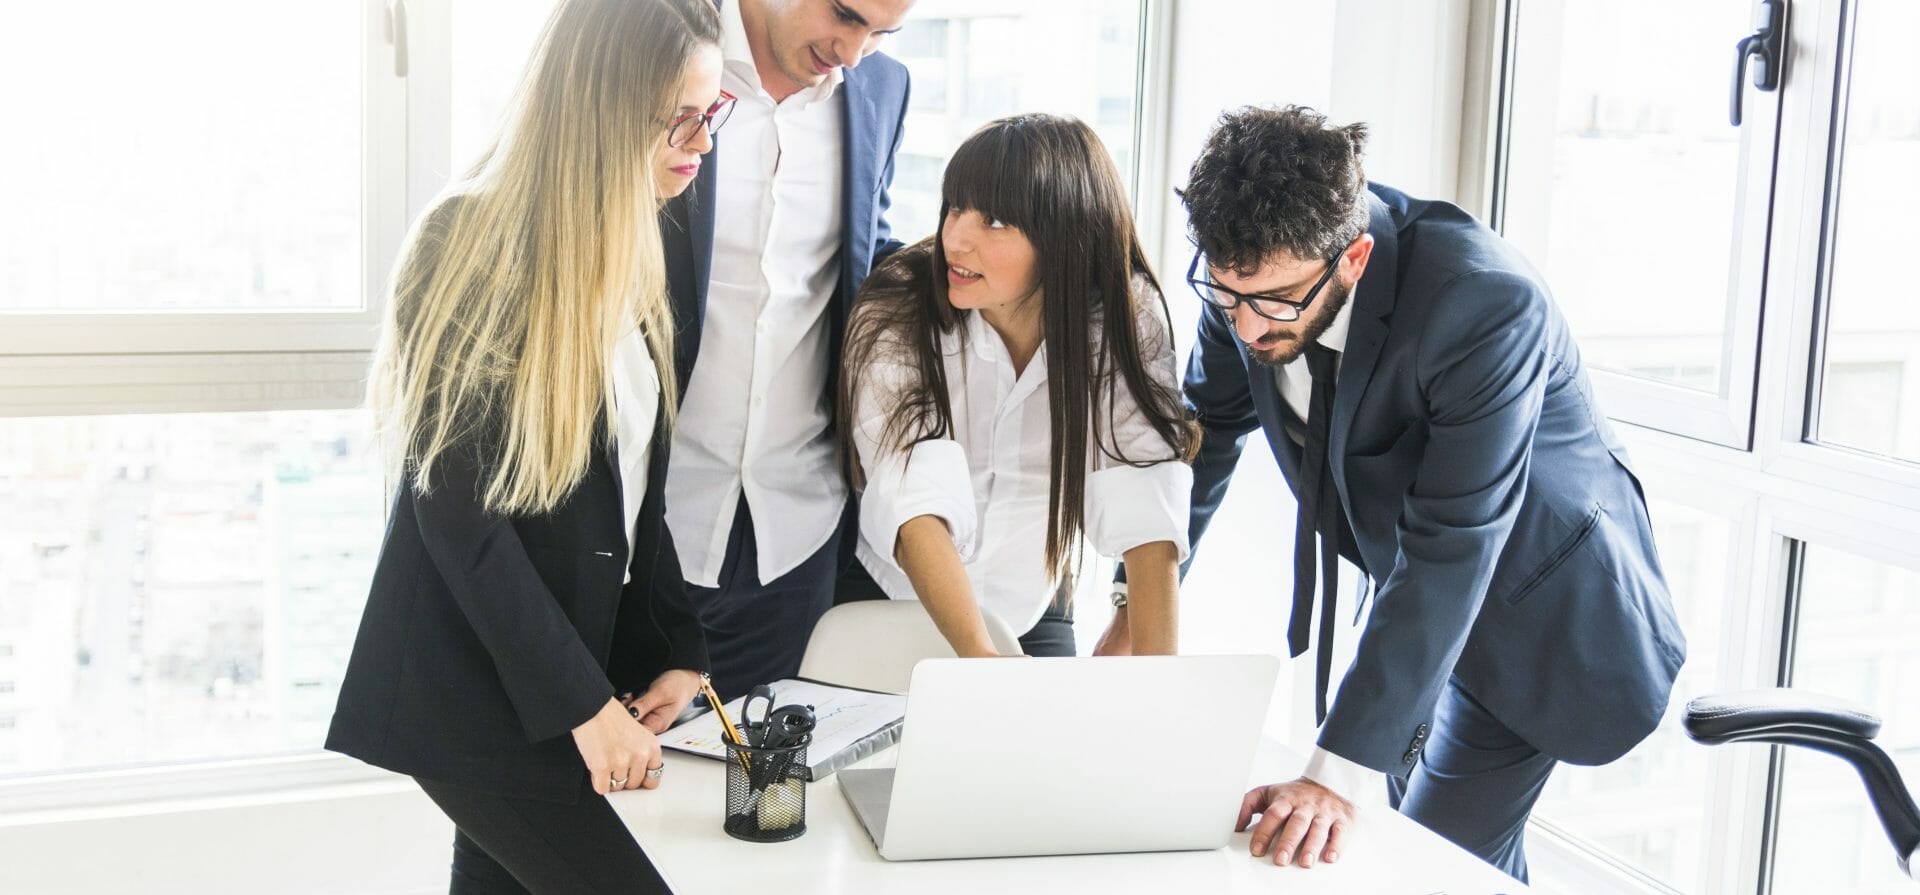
[1237,777,1353,869]
[572,697,665,796]
[624,668,703,734]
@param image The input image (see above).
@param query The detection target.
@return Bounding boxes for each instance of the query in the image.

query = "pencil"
[700,674,753,773]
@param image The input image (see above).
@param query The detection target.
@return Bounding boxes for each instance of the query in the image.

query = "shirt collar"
[964,310,1046,372]
[721,0,844,104]
[1316,292,1354,354]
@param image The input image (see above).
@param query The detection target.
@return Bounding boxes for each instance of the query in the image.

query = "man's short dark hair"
[1178,105,1370,276]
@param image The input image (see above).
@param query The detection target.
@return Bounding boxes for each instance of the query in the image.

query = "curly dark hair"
[1177,105,1370,276]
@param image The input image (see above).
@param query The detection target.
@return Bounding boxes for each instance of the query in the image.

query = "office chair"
[1684,689,1920,882]
[797,600,1023,694]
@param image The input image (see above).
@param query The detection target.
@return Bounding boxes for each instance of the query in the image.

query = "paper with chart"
[662,678,907,776]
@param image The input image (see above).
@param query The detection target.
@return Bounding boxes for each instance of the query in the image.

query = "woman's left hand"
[623,669,704,734]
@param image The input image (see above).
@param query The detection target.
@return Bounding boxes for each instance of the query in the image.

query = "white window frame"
[1477,0,1920,891]
[1489,0,1781,450]
[0,0,456,418]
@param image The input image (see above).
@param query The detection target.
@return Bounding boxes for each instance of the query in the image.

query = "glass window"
[0,3,363,312]
[443,3,1148,246]
[889,1,1144,241]
[451,1,563,175]
[0,411,383,777]
[1530,501,1735,892]
[892,19,952,114]
[1772,542,1920,895]
[1500,0,1752,395]
[1812,0,1920,467]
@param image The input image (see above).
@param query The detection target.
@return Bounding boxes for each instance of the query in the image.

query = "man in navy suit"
[1171,106,1686,881]
[652,0,915,701]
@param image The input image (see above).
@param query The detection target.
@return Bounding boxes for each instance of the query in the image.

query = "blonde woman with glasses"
[325,1,732,891]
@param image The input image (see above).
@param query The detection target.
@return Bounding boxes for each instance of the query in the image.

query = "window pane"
[451,2,562,174]
[0,4,363,312]
[1503,1,1748,393]
[1814,0,1920,466]
[0,412,382,776]
[1772,543,1920,895]
[447,3,1145,252]
[890,3,1143,241]
[1531,501,1734,892]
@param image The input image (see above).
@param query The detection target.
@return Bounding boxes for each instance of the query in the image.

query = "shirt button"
[754,396,765,407]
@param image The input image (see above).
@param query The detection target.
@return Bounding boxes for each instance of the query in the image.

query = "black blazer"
[326,411,708,803]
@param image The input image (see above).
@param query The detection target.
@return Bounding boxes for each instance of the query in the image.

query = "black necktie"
[1289,343,1343,725]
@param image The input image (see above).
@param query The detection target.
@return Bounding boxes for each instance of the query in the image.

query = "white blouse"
[849,293,1193,636]
[611,328,660,584]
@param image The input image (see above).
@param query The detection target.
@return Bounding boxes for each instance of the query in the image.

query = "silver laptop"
[839,655,1280,861]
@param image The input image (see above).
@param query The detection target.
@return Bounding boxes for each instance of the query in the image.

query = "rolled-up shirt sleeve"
[850,360,979,562]
[1086,462,1192,561]
[1085,294,1194,562]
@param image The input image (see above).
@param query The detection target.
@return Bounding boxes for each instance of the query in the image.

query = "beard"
[1246,277,1353,368]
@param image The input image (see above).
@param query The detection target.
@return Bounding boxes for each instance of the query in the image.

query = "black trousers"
[836,562,1077,657]
[415,778,672,895]
[689,496,845,700]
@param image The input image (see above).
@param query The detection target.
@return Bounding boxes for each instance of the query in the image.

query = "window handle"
[1730,0,1786,125]
[384,0,410,78]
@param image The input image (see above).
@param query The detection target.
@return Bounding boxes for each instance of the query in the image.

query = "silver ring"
[645,765,665,781]
[610,776,628,787]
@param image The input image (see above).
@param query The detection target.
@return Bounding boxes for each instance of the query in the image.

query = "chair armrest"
[1685,688,1917,880]
[1683,688,1880,744]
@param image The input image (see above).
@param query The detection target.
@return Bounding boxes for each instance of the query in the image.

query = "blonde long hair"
[371,0,720,515]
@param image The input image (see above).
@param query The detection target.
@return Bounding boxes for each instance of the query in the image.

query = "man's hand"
[624,669,703,734]
[1237,777,1354,868]
[1092,607,1132,657]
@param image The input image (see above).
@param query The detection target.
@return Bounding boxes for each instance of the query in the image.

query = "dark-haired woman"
[840,114,1198,658]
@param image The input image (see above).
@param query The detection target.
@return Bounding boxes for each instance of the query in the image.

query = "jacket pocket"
[1499,503,1603,606]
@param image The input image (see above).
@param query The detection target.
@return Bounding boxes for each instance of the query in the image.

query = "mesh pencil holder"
[723,734,809,843]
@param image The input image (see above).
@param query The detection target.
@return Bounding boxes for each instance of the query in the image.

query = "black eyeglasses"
[666,91,737,148]
[1187,250,1342,322]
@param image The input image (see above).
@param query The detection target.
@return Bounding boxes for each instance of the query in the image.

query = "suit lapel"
[839,66,884,303]
[663,153,717,398]
[1328,195,1398,492]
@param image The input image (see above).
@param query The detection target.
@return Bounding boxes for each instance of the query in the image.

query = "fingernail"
[1326,850,1338,863]
[1303,853,1314,868]
[1277,851,1290,864]
[628,707,640,718]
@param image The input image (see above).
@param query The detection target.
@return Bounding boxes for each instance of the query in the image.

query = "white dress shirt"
[665,0,849,588]
[611,329,660,585]
[1265,297,1384,806]
[849,295,1194,637]
[1273,297,1354,426]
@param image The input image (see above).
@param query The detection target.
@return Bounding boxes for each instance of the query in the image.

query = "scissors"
[739,685,777,748]
[761,704,816,750]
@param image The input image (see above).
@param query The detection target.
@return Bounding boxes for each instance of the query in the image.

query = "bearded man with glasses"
[1138,105,1686,884]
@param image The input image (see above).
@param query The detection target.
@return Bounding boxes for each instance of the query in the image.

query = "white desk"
[610,737,1530,894]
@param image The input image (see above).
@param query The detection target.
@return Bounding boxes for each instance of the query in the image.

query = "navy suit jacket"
[658,39,911,405]
[1183,183,1686,775]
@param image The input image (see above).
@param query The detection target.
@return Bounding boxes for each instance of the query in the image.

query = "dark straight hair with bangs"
[840,114,1198,585]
